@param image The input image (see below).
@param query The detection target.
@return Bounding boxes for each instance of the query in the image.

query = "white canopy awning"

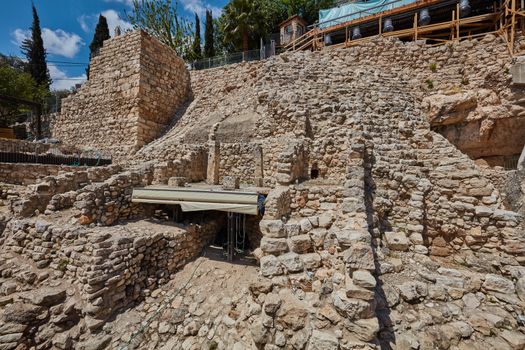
[132,187,260,215]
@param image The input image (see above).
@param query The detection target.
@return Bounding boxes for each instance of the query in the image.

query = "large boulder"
[19,286,67,307]
[2,302,44,324]
[423,91,478,126]
[422,90,525,159]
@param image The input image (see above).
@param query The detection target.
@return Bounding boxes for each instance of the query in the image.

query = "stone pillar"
[207,141,220,185]
[207,123,221,185]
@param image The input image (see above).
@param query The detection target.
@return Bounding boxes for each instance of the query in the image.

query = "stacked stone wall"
[8,165,122,218]
[53,30,190,163]
[0,163,88,185]
[218,143,257,184]
[150,145,207,184]
[1,218,218,333]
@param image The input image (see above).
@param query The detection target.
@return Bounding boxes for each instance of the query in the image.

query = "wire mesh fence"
[191,42,277,71]
[0,142,112,167]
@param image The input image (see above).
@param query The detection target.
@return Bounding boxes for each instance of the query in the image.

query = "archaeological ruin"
[1,1,525,350]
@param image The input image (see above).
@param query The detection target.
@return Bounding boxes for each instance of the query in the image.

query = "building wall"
[53,30,190,163]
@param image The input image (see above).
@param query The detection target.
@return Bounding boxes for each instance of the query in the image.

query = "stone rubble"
[0,30,524,350]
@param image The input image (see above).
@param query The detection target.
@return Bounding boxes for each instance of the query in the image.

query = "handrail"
[283,30,315,50]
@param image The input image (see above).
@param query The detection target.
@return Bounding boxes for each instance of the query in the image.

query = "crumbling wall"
[1,218,218,335]
[0,163,88,185]
[9,165,122,218]
[53,30,190,162]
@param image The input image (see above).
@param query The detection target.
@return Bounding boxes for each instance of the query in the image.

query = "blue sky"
[0,0,228,90]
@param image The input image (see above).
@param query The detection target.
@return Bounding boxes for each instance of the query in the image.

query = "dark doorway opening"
[311,163,319,179]
[149,204,261,264]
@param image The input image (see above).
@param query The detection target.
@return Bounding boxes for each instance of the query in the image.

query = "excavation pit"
[132,185,265,263]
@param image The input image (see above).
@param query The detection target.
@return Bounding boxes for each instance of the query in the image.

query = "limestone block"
[343,242,375,271]
[308,330,339,350]
[260,237,288,255]
[345,317,379,342]
[288,234,313,254]
[345,278,374,301]
[259,220,285,238]
[398,281,428,302]
[168,177,186,187]
[482,274,515,294]
[260,255,283,277]
[301,253,321,270]
[335,228,371,248]
[352,270,376,289]
[384,231,409,251]
[300,218,313,233]
[222,176,240,190]
[278,252,304,273]
[332,291,374,320]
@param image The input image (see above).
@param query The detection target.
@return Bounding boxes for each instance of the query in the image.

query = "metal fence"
[504,155,520,170]
[0,144,112,167]
[190,42,277,71]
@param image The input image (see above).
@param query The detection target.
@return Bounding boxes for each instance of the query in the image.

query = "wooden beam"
[510,0,516,55]
[414,13,418,41]
[456,4,461,40]
[314,0,445,37]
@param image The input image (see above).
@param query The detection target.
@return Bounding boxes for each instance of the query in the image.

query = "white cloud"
[101,10,133,35]
[12,29,29,46]
[12,28,84,58]
[180,0,222,17]
[104,0,134,6]
[78,15,91,33]
[48,64,86,91]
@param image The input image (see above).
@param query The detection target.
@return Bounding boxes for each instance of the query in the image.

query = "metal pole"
[36,105,42,141]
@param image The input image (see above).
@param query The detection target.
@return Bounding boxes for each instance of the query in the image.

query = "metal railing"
[0,143,112,167]
[190,42,276,71]
[504,155,520,170]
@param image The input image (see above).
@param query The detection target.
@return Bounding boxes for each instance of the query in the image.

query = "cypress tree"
[87,15,110,79]
[21,3,51,90]
[191,13,202,60]
[204,9,215,58]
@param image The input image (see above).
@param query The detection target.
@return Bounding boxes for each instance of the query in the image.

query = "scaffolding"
[285,0,524,56]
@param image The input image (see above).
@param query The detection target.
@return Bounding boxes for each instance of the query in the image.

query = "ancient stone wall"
[0,139,51,154]
[218,143,257,184]
[1,218,218,336]
[53,30,190,163]
[0,163,87,185]
[150,145,208,184]
[8,165,122,218]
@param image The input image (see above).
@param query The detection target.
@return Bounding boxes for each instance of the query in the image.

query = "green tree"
[128,0,193,57]
[280,0,335,25]
[87,15,110,79]
[191,13,202,60]
[204,9,215,58]
[221,0,265,53]
[0,59,47,127]
[21,3,51,90]
[213,18,234,54]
